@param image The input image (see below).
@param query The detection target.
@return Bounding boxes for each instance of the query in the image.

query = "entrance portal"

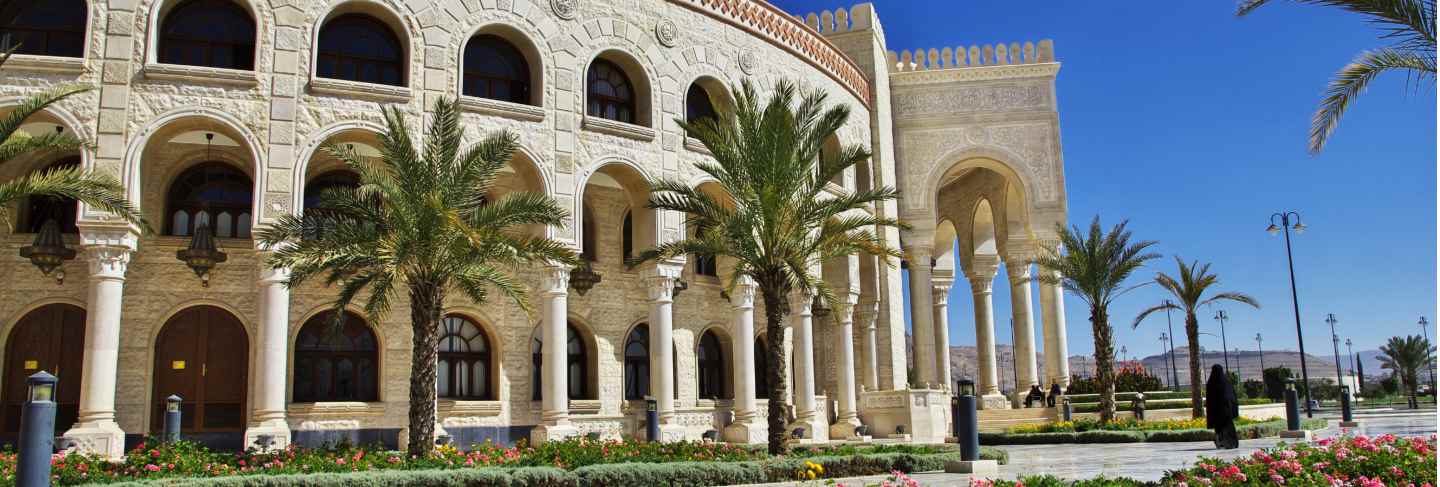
[152,306,248,439]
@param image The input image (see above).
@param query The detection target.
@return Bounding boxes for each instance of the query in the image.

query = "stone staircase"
[977,407,1058,433]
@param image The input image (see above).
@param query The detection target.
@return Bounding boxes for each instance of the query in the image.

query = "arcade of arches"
[0,0,1069,458]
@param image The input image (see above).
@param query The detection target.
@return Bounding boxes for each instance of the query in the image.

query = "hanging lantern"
[176,223,227,287]
[568,262,602,295]
[20,219,76,284]
[671,278,689,298]
[811,294,831,318]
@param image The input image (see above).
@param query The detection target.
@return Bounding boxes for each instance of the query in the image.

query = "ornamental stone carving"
[900,122,1058,208]
[655,19,678,47]
[551,0,578,20]
[540,264,571,296]
[86,247,131,280]
[891,82,1050,119]
[738,51,758,75]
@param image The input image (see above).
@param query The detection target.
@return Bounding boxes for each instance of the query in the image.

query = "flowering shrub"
[1163,434,1437,486]
[0,436,950,486]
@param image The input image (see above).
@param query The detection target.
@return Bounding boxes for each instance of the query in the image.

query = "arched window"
[165,162,253,238]
[531,322,588,400]
[462,34,530,104]
[580,204,596,262]
[159,0,255,70]
[754,334,771,399]
[302,170,358,211]
[20,157,80,234]
[621,210,633,261]
[685,83,717,123]
[438,315,493,400]
[692,222,717,277]
[316,13,404,86]
[293,311,379,402]
[586,59,635,124]
[697,330,726,399]
[0,0,86,58]
[623,324,649,400]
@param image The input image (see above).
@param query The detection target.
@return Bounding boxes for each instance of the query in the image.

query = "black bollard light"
[955,379,979,462]
[1283,379,1301,431]
[1340,385,1354,424]
[1132,392,1146,421]
[164,395,183,443]
[17,372,57,487]
[1061,397,1073,422]
[645,397,659,442]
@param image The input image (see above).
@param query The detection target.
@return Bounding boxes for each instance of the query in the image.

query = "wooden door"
[152,306,248,433]
[1,304,85,433]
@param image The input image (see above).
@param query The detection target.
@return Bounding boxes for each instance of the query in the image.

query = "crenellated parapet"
[793,4,879,34]
[886,40,1055,72]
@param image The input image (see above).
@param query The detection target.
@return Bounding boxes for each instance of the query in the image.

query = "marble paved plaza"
[740,410,1438,486]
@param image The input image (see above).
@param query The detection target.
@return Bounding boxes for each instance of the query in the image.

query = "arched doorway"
[151,306,248,439]
[1,304,85,433]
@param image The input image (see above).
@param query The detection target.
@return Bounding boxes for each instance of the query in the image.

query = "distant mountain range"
[907,335,1389,391]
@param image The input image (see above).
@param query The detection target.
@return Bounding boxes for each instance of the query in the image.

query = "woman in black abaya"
[1205,364,1240,449]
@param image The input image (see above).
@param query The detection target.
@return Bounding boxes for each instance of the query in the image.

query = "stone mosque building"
[0,0,1071,457]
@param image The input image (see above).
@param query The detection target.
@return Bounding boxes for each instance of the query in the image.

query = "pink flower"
[336,458,346,465]
[1271,474,1287,485]
[144,464,160,472]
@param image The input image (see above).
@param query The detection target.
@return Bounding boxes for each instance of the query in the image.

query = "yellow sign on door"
[172,360,186,370]
[23,360,37,370]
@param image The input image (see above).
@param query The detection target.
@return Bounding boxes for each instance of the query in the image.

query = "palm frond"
[0,166,147,231]
[1309,48,1435,153]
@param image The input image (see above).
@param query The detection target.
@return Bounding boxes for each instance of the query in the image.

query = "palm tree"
[1133,257,1260,418]
[635,80,903,454]
[256,98,574,457]
[1378,335,1435,403]
[1,47,145,230]
[1032,217,1159,422]
[1236,0,1436,154]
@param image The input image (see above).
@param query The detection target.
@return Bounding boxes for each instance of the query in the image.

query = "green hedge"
[981,419,1327,445]
[83,451,1009,487]
[1072,399,1193,413]
[1065,391,1190,403]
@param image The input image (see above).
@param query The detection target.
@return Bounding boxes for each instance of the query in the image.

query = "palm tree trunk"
[760,282,790,455]
[1091,305,1116,423]
[1185,312,1203,419]
[406,282,445,457]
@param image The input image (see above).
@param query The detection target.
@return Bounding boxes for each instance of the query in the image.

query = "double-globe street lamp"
[1420,317,1436,390]
[1326,314,1344,393]
[1268,211,1313,417]
[1214,310,1233,375]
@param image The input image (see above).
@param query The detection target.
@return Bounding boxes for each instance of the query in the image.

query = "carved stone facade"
[0,0,1066,453]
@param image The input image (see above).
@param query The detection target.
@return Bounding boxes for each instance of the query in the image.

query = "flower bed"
[0,437,1003,486]
[1006,417,1272,434]
[971,434,1438,486]
[1163,434,1437,486]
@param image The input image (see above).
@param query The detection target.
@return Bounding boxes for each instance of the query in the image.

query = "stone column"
[644,263,685,441]
[789,292,818,436]
[931,277,954,391]
[1039,265,1071,388]
[723,277,764,443]
[245,260,292,450]
[64,224,136,460]
[905,247,936,387]
[531,263,578,443]
[858,299,880,392]
[828,292,861,438]
[1007,260,1040,394]
[967,256,1007,408]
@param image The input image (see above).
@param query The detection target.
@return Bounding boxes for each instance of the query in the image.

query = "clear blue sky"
[768,0,1437,360]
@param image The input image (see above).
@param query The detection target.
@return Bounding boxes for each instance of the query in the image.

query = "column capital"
[857,299,880,328]
[642,262,683,302]
[967,254,1000,281]
[790,291,813,317]
[540,262,572,297]
[831,291,859,323]
[967,274,994,294]
[258,264,291,285]
[1005,258,1033,280]
[902,245,934,267]
[84,246,131,281]
[729,275,757,309]
[931,281,952,305]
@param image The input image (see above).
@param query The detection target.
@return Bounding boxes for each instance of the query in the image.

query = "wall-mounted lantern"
[20,219,76,284]
[176,223,226,287]
[569,262,602,295]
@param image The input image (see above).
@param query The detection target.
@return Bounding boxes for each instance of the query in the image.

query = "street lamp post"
[1256,333,1266,372]
[1420,317,1435,389]
[1215,310,1232,375]
[1164,300,1181,388]
[1120,346,1128,363]
[1345,338,1355,384]
[1160,334,1174,389]
[1326,314,1343,393]
[1267,211,1312,417]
